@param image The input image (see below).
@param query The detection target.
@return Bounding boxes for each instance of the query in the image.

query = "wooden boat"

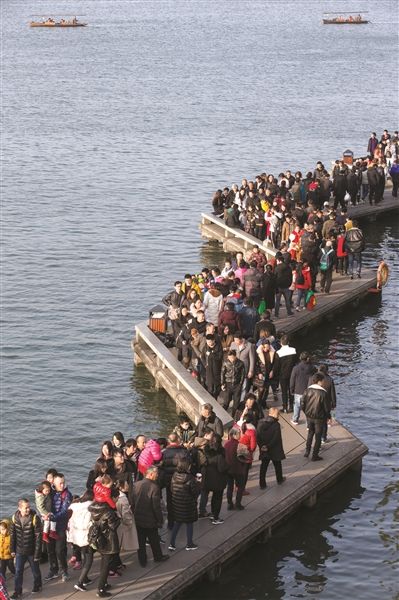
[322,11,369,25]
[30,16,87,27]
[323,18,369,24]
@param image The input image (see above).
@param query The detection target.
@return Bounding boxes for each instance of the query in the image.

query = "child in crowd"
[93,474,116,509]
[35,481,58,543]
[0,520,15,576]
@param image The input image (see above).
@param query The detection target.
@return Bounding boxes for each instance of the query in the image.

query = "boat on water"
[30,16,87,28]
[322,11,369,25]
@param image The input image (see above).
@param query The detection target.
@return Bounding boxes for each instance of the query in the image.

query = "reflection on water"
[129,366,178,437]
[375,480,399,565]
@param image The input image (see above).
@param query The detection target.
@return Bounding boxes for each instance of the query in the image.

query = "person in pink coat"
[138,440,162,476]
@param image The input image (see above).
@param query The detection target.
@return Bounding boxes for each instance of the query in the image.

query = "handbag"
[236,442,251,463]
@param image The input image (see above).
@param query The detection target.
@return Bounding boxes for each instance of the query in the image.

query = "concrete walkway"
[7,413,366,600]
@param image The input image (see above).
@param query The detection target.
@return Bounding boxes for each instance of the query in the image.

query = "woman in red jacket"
[294,261,312,311]
[238,415,257,492]
[336,229,348,275]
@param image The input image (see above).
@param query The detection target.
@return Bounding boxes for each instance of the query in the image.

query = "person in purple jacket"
[45,473,72,583]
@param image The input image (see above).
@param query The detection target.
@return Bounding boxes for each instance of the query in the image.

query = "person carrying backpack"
[319,241,336,294]
[344,220,365,279]
[294,262,312,311]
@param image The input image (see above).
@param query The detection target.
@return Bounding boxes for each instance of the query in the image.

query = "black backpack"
[296,265,305,285]
[87,521,108,551]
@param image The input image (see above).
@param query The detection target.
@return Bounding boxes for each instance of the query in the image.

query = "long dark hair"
[112,432,125,448]
[93,458,108,477]
[100,441,113,459]
[77,490,93,503]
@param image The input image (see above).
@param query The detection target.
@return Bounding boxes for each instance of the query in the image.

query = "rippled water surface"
[2,0,398,598]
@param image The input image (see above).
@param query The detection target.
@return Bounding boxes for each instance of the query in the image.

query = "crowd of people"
[1,348,337,600]
[5,133,395,600]
[159,223,360,411]
[212,129,398,247]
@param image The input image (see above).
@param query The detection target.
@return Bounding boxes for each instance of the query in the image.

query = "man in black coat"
[201,335,223,399]
[344,220,365,279]
[88,501,121,597]
[290,351,316,424]
[162,281,184,339]
[195,404,223,438]
[221,350,246,413]
[131,466,169,567]
[257,408,286,488]
[10,499,42,598]
[333,169,348,210]
[274,254,293,318]
[160,434,190,529]
[317,364,337,444]
[301,373,330,461]
[367,161,381,205]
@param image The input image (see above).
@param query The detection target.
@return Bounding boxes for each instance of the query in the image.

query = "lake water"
[2,0,398,598]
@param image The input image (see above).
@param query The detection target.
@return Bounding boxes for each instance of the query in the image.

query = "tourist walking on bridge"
[317,364,337,444]
[131,466,169,567]
[319,240,335,294]
[201,335,223,399]
[198,434,228,525]
[162,281,184,340]
[274,254,293,318]
[301,373,330,461]
[10,499,42,599]
[221,350,245,413]
[289,351,316,425]
[344,220,365,279]
[88,494,121,597]
[277,335,297,413]
[46,473,72,583]
[389,159,399,197]
[257,408,286,489]
[169,457,201,551]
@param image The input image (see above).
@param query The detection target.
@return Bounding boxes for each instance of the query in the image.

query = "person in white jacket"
[66,491,93,592]
[203,284,223,326]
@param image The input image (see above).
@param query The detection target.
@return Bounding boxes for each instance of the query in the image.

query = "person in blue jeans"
[10,499,42,599]
[289,351,316,425]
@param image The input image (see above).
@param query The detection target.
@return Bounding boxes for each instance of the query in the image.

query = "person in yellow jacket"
[0,520,15,576]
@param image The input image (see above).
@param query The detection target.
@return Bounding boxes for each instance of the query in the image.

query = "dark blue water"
[2,0,398,597]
